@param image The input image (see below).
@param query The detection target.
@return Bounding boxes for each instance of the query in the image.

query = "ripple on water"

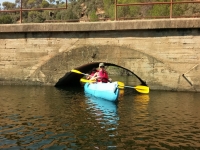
[0,86,200,149]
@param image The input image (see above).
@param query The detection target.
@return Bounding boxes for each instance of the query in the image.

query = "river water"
[0,84,200,149]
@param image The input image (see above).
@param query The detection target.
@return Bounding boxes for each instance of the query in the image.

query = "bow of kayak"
[84,82,119,102]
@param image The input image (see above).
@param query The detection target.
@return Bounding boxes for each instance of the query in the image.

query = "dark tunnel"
[55,62,147,87]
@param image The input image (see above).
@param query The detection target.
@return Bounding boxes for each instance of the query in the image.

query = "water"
[0,85,200,149]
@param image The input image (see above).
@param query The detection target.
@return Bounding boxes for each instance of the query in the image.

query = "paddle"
[117,80,149,93]
[120,85,149,94]
[117,81,125,89]
[80,78,124,86]
[71,70,121,83]
[117,81,124,87]
[72,69,149,93]
[80,78,149,93]
[80,78,96,83]
[80,78,125,90]
[71,69,89,76]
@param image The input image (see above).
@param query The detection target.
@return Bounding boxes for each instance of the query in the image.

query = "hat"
[99,63,105,67]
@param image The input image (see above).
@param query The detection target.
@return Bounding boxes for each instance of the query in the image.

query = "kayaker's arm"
[89,72,99,81]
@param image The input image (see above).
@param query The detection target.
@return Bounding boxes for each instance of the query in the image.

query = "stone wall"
[0,19,200,91]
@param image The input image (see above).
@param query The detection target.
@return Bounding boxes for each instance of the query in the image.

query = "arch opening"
[55,62,147,87]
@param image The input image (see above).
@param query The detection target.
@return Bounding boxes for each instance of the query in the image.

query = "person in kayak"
[90,63,111,83]
[87,68,98,80]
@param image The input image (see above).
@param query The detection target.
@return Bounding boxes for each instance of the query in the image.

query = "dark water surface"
[0,85,200,149]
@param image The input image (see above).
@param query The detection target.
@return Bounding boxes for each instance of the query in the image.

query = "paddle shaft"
[124,85,136,89]
[80,78,95,83]
[82,73,89,76]
[121,85,149,93]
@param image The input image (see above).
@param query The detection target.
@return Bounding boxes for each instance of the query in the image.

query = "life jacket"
[97,70,109,83]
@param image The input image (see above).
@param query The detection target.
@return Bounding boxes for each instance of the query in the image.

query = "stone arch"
[33,44,181,90]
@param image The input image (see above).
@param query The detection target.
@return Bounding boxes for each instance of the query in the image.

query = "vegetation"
[0,0,200,24]
[0,14,12,24]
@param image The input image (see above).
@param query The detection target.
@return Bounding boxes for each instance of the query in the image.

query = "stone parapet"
[0,18,200,32]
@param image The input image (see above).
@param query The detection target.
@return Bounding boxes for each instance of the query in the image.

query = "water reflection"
[134,94,150,108]
[1,86,200,149]
[84,93,119,127]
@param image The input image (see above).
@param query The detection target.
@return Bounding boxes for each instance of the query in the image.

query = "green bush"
[0,15,13,24]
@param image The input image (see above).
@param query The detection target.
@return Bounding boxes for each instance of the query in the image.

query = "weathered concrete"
[1,18,200,32]
[0,19,200,92]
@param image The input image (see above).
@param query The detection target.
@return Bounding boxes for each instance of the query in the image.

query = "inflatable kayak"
[84,82,119,102]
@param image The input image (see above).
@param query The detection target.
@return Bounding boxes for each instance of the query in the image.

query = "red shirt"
[97,69,109,83]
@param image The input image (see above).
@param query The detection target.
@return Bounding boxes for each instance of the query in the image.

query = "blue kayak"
[84,82,119,102]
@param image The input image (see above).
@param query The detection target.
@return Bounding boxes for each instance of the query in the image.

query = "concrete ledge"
[0,18,200,32]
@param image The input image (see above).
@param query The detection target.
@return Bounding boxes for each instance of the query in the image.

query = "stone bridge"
[0,18,200,92]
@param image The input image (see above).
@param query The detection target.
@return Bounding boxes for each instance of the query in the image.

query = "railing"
[0,0,67,23]
[1,0,200,23]
[115,0,200,20]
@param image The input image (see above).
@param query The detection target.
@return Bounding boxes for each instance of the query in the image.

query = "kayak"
[84,82,119,102]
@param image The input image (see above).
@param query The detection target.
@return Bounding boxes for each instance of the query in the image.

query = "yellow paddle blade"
[118,86,124,89]
[120,84,150,94]
[80,78,96,83]
[71,69,89,76]
[117,81,125,89]
[117,81,124,87]
[134,86,149,94]
[71,69,83,74]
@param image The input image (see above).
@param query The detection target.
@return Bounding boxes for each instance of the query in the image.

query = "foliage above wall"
[0,0,200,24]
